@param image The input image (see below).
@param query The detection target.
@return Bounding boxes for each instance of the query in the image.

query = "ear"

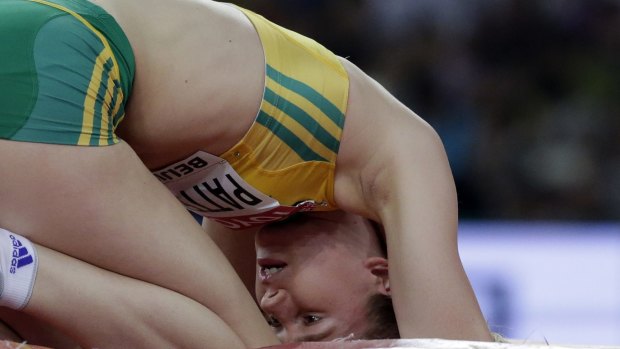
[364,257,390,296]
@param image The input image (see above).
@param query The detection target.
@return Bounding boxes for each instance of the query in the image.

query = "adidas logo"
[9,234,33,274]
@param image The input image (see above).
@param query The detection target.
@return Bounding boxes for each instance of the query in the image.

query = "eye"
[302,314,322,325]
[266,314,282,329]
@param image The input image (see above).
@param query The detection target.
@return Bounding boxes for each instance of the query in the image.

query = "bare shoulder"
[334,58,444,220]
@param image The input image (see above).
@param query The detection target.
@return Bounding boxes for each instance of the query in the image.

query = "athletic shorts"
[0,0,135,146]
[221,7,349,211]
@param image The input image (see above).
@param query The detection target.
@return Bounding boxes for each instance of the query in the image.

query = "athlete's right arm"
[204,219,260,298]
[0,140,278,349]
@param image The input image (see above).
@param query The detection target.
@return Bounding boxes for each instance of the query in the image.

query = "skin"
[254,212,391,343]
[1,0,491,346]
[0,141,272,349]
[0,212,389,347]
[3,244,248,349]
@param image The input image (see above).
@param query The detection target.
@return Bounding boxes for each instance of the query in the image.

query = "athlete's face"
[254,212,389,343]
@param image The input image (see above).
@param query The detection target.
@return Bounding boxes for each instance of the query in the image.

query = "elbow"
[359,121,454,218]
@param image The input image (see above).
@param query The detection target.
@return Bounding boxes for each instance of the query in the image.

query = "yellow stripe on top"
[229,7,349,171]
[262,77,341,163]
[266,75,343,139]
[29,0,123,145]
[260,101,334,165]
[220,7,349,208]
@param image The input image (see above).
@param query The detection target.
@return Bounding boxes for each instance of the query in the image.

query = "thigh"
[23,243,246,349]
[0,3,275,346]
[0,140,276,348]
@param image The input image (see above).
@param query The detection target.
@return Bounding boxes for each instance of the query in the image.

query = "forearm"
[204,220,259,297]
[374,132,492,340]
[387,223,492,340]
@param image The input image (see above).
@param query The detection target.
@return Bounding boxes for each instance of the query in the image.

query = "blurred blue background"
[459,221,620,346]
[231,0,620,345]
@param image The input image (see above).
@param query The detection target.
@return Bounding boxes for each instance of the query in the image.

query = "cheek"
[297,262,368,299]
[287,265,338,305]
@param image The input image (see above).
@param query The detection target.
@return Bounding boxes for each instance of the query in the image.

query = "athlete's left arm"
[335,58,493,341]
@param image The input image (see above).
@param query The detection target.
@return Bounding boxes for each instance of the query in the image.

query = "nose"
[260,288,295,319]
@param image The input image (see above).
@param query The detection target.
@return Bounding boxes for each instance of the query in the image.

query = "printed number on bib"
[153,151,315,229]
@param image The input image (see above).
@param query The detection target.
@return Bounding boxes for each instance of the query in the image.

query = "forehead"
[261,211,367,234]
[256,212,363,247]
[255,212,385,263]
[256,219,336,254]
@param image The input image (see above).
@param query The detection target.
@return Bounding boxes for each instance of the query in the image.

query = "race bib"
[153,151,315,229]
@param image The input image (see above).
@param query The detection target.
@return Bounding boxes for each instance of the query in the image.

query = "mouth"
[257,258,287,280]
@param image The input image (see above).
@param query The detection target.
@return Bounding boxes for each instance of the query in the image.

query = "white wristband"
[0,228,38,310]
